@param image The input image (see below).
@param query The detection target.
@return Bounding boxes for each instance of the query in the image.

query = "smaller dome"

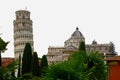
[71,27,84,37]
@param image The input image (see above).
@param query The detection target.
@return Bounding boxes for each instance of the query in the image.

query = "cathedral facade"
[46,27,117,65]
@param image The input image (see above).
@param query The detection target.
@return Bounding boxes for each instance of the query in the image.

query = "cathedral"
[46,27,117,65]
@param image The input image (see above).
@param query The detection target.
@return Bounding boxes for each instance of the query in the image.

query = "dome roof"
[92,40,97,45]
[71,27,84,37]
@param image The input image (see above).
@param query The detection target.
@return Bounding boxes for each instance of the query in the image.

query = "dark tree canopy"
[31,52,40,76]
[22,43,32,75]
[17,54,21,77]
[79,41,86,52]
[40,55,48,76]
[109,42,117,55]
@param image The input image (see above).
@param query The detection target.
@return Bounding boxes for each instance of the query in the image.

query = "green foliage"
[0,37,9,52]
[40,55,48,76]
[0,54,1,67]
[31,52,40,76]
[22,73,32,80]
[0,37,9,66]
[31,76,41,80]
[43,51,90,80]
[79,41,86,52]
[87,51,108,80]
[0,61,18,80]
[43,51,107,80]
[22,43,32,75]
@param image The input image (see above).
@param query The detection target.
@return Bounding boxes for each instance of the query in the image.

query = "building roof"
[71,27,84,38]
[106,56,120,61]
[2,58,14,67]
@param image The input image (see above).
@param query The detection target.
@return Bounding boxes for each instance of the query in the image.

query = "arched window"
[22,15,25,19]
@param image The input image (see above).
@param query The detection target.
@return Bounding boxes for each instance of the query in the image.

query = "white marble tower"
[13,10,34,60]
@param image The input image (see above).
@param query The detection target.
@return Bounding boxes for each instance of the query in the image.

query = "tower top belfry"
[15,10,31,20]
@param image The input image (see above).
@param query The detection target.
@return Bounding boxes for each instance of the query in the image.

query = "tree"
[43,51,107,80]
[17,54,21,77]
[0,37,9,67]
[44,62,78,80]
[40,55,48,76]
[44,51,94,80]
[87,51,108,80]
[109,42,117,55]
[31,52,40,76]
[22,43,32,75]
[68,51,94,80]
[0,61,18,80]
[79,41,86,52]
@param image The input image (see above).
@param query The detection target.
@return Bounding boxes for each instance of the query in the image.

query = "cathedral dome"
[64,27,85,48]
[92,40,97,45]
[71,27,84,38]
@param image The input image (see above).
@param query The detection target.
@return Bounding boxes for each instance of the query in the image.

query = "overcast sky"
[0,0,120,57]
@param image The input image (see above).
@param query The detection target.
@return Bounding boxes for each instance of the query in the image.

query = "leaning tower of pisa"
[13,10,34,60]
